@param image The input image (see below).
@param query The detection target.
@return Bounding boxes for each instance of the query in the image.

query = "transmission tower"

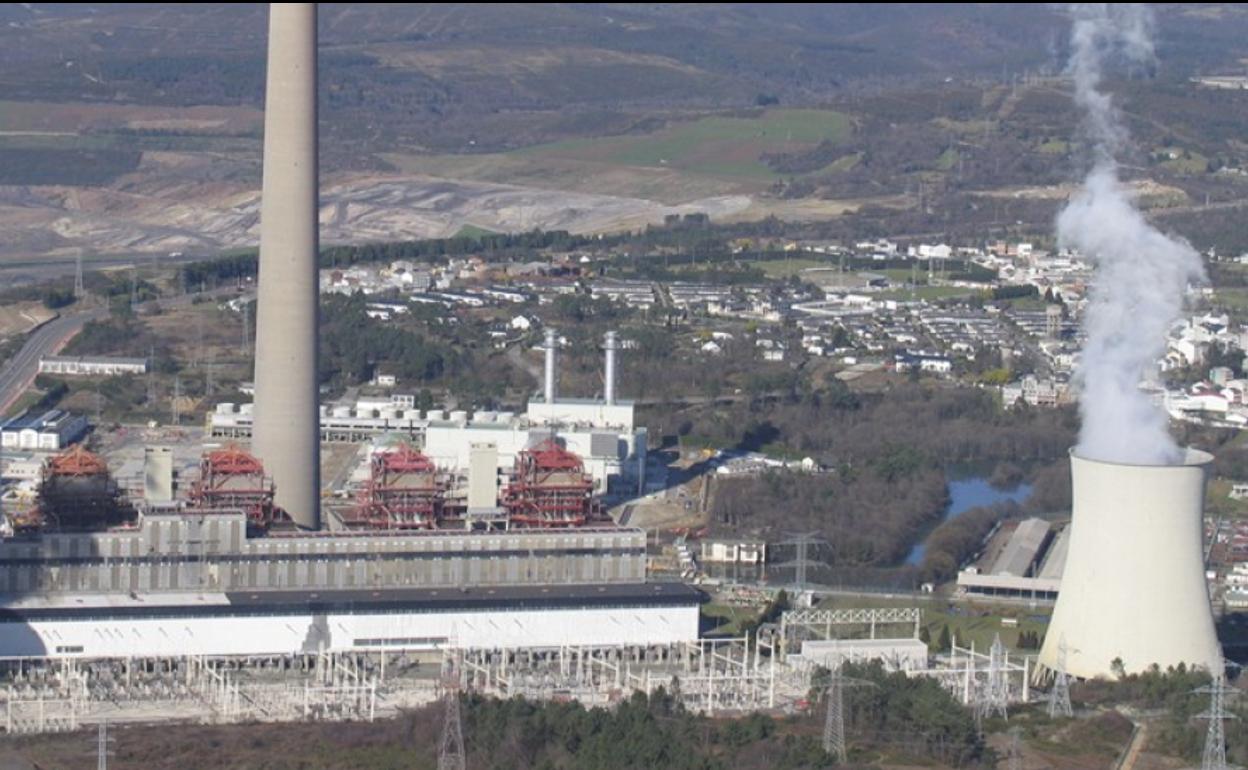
[438,652,466,770]
[821,665,875,764]
[172,376,181,426]
[95,720,114,770]
[241,301,252,358]
[74,252,85,300]
[1197,662,1237,770]
[1047,636,1073,719]
[823,666,846,764]
[145,345,156,405]
[1007,726,1023,770]
[777,532,827,594]
[975,634,1009,728]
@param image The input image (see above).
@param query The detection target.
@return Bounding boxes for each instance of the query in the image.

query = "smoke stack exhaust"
[543,328,558,404]
[251,3,320,530]
[603,331,618,405]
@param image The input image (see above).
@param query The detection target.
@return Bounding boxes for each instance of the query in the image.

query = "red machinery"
[36,444,132,530]
[188,444,280,526]
[502,439,594,528]
[349,444,446,529]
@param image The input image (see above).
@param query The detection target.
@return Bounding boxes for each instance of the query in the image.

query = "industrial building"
[0,409,89,451]
[209,330,645,496]
[0,4,697,669]
[36,355,148,377]
[956,517,1067,600]
[1037,450,1222,680]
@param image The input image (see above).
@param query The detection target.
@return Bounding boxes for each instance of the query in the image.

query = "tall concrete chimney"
[543,328,558,404]
[252,3,320,530]
[603,331,618,405]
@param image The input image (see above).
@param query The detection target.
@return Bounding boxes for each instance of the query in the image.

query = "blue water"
[905,477,1033,565]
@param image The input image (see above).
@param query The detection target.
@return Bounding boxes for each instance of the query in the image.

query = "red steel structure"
[188,444,279,526]
[349,444,446,529]
[37,445,131,530]
[502,439,594,528]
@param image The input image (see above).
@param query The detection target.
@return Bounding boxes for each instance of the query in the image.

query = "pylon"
[438,651,466,770]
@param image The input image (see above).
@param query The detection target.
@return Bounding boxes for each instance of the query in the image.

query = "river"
[904,476,1033,566]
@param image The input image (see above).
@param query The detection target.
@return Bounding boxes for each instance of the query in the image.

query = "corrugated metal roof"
[1037,525,1071,580]
[991,518,1051,577]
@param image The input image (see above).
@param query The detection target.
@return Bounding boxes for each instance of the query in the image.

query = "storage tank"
[1038,449,1221,680]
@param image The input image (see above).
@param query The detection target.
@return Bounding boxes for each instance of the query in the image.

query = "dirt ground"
[0,303,54,338]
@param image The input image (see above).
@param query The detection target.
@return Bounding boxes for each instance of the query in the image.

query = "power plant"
[0,3,696,670]
[1037,449,1222,680]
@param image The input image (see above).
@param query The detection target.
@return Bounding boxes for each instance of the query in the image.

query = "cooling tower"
[252,3,320,530]
[1038,449,1221,680]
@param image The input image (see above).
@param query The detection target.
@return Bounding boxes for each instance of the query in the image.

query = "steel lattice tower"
[1007,726,1023,770]
[1197,663,1236,770]
[1047,636,1073,719]
[975,634,1010,728]
[438,654,466,770]
[822,667,846,764]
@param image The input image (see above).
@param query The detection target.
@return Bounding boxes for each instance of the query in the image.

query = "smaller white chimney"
[544,328,558,404]
[604,331,619,405]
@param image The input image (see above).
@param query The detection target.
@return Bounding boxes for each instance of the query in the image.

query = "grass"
[935,147,960,171]
[453,224,501,239]
[517,109,852,181]
[747,257,829,278]
[702,603,760,635]
[823,151,862,173]
[1037,139,1069,155]
[1211,288,1248,313]
[1156,148,1208,175]
[877,286,976,301]
[812,594,1051,653]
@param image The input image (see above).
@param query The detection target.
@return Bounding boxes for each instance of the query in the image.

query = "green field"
[453,224,502,239]
[813,594,1050,654]
[1037,139,1069,155]
[878,285,976,301]
[517,109,853,181]
[747,257,831,278]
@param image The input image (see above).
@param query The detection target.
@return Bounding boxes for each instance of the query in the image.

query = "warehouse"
[0,583,703,659]
[0,410,89,451]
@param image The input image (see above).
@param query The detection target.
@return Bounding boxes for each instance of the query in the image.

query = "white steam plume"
[1059,3,1204,465]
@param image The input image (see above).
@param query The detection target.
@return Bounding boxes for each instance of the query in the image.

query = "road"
[0,287,245,417]
[0,308,108,415]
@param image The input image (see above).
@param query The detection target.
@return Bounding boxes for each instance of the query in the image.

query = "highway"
[0,308,108,416]
[0,287,244,417]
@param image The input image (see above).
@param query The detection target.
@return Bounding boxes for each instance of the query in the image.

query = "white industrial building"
[0,410,89,451]
[957,517,1066,600]
[209,402,643,495]
[208,329,646,495]
[37,355,148,376]
[0,585,701,660]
